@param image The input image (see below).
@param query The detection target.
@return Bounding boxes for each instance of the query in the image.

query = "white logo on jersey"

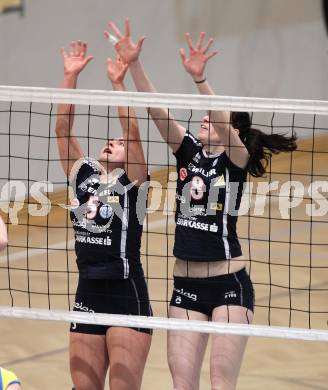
[73,301,95,313]
[75,235,112,246]
[192,152,201,163]
[87,177,99,186]
[175,296,182,304]
[72,301,95,329]
[174,288,197,301]
[189,205,206,216]
[176,194,186,204]
[224,291,237,299]
[189,165,217,178]
[177,217,209,231]
[209,224,218,232]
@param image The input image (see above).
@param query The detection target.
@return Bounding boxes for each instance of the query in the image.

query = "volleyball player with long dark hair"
[55,40,152,390]
[107,20,296,390]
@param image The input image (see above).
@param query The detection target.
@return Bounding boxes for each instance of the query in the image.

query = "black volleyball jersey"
[174,132,247,261]
[70,159,147,279]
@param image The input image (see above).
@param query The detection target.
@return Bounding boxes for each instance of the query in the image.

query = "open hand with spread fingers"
[179,32,218,80]
[60,41,93,78]
[104,18,145,64]
[106,55,129,85]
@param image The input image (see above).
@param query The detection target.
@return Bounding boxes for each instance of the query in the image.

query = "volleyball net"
[0,85,328,341]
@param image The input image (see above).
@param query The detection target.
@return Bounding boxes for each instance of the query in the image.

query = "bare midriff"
[174,256,246,278]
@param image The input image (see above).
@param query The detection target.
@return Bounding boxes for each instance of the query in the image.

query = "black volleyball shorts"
[70,277,153,335]
[170,268,254,317]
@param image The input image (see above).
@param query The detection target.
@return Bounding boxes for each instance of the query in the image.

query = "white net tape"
[1,306,328,341]
[1,85,328,114]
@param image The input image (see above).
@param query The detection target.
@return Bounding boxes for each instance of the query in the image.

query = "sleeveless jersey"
[174,132,247,261]
[70,159,147,279]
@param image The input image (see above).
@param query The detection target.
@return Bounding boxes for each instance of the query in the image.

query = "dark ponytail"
[231,112,297,177]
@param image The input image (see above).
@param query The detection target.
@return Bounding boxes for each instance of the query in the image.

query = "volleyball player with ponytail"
[108,19,296,390]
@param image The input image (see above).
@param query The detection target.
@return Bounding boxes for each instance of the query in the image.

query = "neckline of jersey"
[201,147,225,159]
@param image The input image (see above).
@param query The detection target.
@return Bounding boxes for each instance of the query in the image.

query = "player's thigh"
[70,332,108,390]
[168,306,209,389]
[210,306,253,389]
[168,306,209,360]
[106,327,151,390]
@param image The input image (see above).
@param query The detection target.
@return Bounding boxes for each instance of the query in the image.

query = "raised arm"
[105,18,186,153]
[0,215,8,250]
[106,55,147,184]
[180,32,249,168]
[55,41,93,177]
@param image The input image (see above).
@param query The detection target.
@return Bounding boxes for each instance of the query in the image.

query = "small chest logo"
[192,152,201,164]
[214,174,225,187]
[99,204,113,219]
[179,168,188,181]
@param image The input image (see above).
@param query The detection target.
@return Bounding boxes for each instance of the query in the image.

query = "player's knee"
[169,363,199,390]
[211,371,236,390]
[172,381,198,390]
[72,380,102,390]
[211,362,238,390]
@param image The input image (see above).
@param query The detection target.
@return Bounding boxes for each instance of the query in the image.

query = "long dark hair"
[231,112,297,177]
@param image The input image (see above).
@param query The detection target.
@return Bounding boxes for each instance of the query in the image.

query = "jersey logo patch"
[213,174,225,187]
[107,195,120,203]
[192,152,201,164]
[179,168,188,181]
[210,202,223,211]
[99,204,113,219]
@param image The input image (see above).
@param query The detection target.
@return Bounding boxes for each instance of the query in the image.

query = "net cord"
[1,85,328,115]
[0,306,327,342]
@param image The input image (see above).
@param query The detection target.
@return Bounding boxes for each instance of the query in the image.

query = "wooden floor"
[0,136,328,389]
